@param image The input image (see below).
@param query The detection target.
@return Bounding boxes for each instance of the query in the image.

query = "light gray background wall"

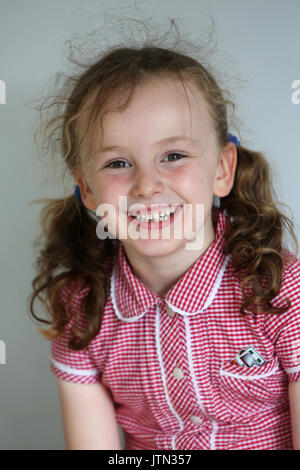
[1,0,299,449]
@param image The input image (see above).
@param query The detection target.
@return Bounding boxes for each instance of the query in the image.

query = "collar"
[110,208,231,322]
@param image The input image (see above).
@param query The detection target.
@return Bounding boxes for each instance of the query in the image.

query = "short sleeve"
[268,256,300,383]
[274,311,300,383]
[50,277,102,385]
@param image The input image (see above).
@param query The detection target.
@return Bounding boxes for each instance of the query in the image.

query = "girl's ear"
[73,173,97,210]
[213,142,237,198]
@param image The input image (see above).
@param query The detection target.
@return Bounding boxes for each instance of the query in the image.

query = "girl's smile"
[127,203,183,230]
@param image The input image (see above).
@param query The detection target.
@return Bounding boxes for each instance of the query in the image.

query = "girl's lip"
[127,204,183,230]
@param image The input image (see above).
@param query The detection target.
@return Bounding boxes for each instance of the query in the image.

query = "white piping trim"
[184,315,218,450]
[203,255,230,310]
[210,421,218,450]
[219,366,280,380]
[110,262,148,322]
[165,255,230,316]
[155,304,184,450]
[51,358,99,376]
[110,249,230,321]
[285,364,300,374]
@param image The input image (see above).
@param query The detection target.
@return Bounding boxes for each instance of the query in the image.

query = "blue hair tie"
[74,184,82,203]
[228,133,240,146]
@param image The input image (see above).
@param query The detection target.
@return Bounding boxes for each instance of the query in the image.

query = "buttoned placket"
[155,302,206,449]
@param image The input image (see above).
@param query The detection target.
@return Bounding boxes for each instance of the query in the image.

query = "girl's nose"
[129,166,165,200]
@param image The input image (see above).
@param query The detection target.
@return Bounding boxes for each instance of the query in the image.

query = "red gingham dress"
[50,208,300,450]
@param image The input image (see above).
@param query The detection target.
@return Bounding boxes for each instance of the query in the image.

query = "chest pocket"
[218,356,288,405]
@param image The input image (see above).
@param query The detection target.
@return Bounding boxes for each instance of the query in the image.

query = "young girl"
[29,42,300,450]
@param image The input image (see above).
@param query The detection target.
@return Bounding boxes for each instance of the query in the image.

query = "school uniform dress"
[50,208,300,450]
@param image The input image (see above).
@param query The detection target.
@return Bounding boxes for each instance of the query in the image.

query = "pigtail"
[29,193,119,350]
[219,145,299,316]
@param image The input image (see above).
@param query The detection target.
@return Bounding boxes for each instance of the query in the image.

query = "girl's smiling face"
[76,75,237,260]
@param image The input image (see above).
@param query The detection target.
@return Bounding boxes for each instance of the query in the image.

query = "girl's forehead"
[77,76,214,161]
[101,79,212,133]
[110,76,207,113]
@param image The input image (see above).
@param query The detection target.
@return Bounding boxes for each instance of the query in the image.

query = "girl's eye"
[105,153,186,169]
[106,160,130,169]
[163,152,186,162]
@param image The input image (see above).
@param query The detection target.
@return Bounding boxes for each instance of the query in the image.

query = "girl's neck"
[122,218,216,298]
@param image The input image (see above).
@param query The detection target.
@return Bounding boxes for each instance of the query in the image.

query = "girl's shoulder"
[281,246,299,269]
[57,276,91,329]
[263,247,300,332]
[281,247,300,283]
[57,255,115,317]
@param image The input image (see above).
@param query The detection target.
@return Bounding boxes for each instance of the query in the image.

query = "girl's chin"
[121,237,189,258]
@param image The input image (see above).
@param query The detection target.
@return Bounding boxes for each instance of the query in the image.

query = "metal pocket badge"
[232,346,266,367]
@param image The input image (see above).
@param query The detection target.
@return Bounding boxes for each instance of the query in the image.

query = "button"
[173,366,184,381]
[166,306,175,318]
[190,415,204,426]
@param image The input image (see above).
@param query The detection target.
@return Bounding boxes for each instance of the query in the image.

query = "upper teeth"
[130,207,177,221]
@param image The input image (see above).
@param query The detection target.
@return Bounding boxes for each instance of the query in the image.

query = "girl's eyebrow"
[100,136,198,153]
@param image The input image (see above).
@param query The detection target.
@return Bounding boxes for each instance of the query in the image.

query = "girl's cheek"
[95,173,126,191]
